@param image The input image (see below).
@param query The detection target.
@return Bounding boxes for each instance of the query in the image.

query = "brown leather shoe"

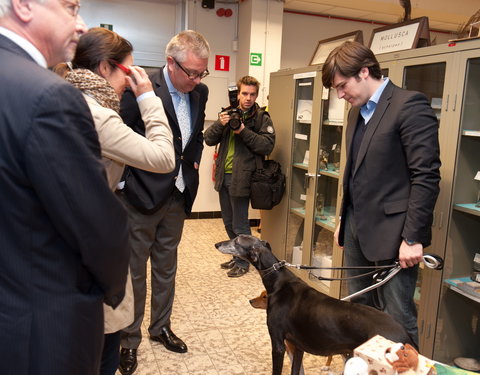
[227,265,248,277]
[150,326,188,353]
[119,348,137,375]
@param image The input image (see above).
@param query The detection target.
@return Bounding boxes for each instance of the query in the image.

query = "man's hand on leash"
[399,241,423,268]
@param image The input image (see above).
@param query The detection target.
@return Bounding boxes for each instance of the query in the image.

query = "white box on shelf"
[296,99,312,122]
[328,90,345,122]
[292,246,303,265]
[311,253,332,287]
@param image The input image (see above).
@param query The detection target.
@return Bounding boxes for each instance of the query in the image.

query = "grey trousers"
[118,190,187,349]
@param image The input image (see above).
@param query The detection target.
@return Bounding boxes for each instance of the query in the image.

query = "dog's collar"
[260,260,287,279]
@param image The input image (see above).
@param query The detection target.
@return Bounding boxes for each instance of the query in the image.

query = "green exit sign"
[250,53,262,66]
[100,23,113,31]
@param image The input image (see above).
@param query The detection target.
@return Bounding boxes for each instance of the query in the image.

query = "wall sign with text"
[369,17,430,55]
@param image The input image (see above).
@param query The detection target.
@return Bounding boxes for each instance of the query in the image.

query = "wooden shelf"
[453,203,480,217]
[290,206,306,218]
[315,216,335,231]
[318,165,340,178]
[323,120,344,126]
[292,162,308,170]
[444,278,480,304]
[314,206,336,231]
[462,129,480,137]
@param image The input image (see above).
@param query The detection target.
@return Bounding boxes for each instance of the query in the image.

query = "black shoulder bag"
[250,110,286,210]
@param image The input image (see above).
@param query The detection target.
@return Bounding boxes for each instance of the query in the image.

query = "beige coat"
[84,93,174,333]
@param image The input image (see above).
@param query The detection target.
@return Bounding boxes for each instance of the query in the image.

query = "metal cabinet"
[265,39,480,364]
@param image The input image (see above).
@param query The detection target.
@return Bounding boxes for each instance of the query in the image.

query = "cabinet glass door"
[285,76,315,264]
[433,56,480,364]
[309,89,344,289]
[402,62,446,312]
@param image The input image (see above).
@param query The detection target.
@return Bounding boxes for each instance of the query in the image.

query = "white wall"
[81,0,182,67]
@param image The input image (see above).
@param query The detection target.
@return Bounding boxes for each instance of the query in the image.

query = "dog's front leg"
[270,338,286,375]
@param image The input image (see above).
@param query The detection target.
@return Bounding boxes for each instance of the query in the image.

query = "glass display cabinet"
[310,89,345,288]
[285,73,315,267]
[433,53,480,364]
[264,65,348,298]
[376,40,480,362]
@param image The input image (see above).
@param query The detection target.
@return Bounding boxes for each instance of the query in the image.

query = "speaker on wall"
[202,0,215,9]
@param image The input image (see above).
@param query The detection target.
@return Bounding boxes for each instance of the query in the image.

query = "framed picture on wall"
[309,30,363,66]
[369,17,430,55]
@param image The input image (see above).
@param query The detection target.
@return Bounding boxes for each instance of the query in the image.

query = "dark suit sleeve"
[24,82,129,307]
[239,111,275,155]
[400,92,441,244]
[120,88,144,133]
[204,120,225,146]
[194,85,208,164]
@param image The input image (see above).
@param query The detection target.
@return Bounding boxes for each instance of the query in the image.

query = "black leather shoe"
[119,348,137,375]
[227,265,248,278]
[150,326,188,353]
[220,258,236,269]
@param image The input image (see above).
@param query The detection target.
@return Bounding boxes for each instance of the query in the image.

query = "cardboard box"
[354,335,435,375]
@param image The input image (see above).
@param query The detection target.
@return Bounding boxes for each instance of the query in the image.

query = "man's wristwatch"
[404,238,419,246]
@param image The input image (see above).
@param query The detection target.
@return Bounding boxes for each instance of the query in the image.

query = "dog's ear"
[261,240,271,251]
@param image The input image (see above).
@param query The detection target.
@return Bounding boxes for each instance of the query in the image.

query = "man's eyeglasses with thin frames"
[61,0,81,17]
[173,58,209,80]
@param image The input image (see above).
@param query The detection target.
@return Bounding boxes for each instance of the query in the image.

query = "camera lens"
[228,109,242,130]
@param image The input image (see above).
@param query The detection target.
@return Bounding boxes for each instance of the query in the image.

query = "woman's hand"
[126,66,153,97]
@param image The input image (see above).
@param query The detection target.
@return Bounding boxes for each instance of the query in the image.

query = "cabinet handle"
[304,172,320,189]
[452,94,457,112]
[438,212,443,230]
[445,95,449,111]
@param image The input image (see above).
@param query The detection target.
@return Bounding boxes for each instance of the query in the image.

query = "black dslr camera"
[225,85,242,130]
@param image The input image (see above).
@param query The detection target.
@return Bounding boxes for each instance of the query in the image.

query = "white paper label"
[295,133,308,141]
[322,86,329,100]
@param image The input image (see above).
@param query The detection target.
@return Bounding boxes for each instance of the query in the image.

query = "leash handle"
[422,254,444,270]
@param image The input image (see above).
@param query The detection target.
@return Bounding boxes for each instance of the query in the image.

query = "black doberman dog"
[215,235,414,375]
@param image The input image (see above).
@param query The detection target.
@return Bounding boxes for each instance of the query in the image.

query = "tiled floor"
[120,218,344,375]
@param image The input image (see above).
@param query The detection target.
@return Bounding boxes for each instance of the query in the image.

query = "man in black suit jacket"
[118,30,210,375]
[322,41,441,346]
[0,2,129,374]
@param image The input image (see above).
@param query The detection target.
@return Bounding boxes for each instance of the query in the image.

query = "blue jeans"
[343,207,419,346]
[219,174,250,269]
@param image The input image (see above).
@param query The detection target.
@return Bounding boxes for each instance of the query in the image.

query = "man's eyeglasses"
[110,60,132,75]
[61,0,81,17]
[173,58,209,80]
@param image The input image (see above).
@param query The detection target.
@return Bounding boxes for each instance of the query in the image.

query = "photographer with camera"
[205,76,275,277]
